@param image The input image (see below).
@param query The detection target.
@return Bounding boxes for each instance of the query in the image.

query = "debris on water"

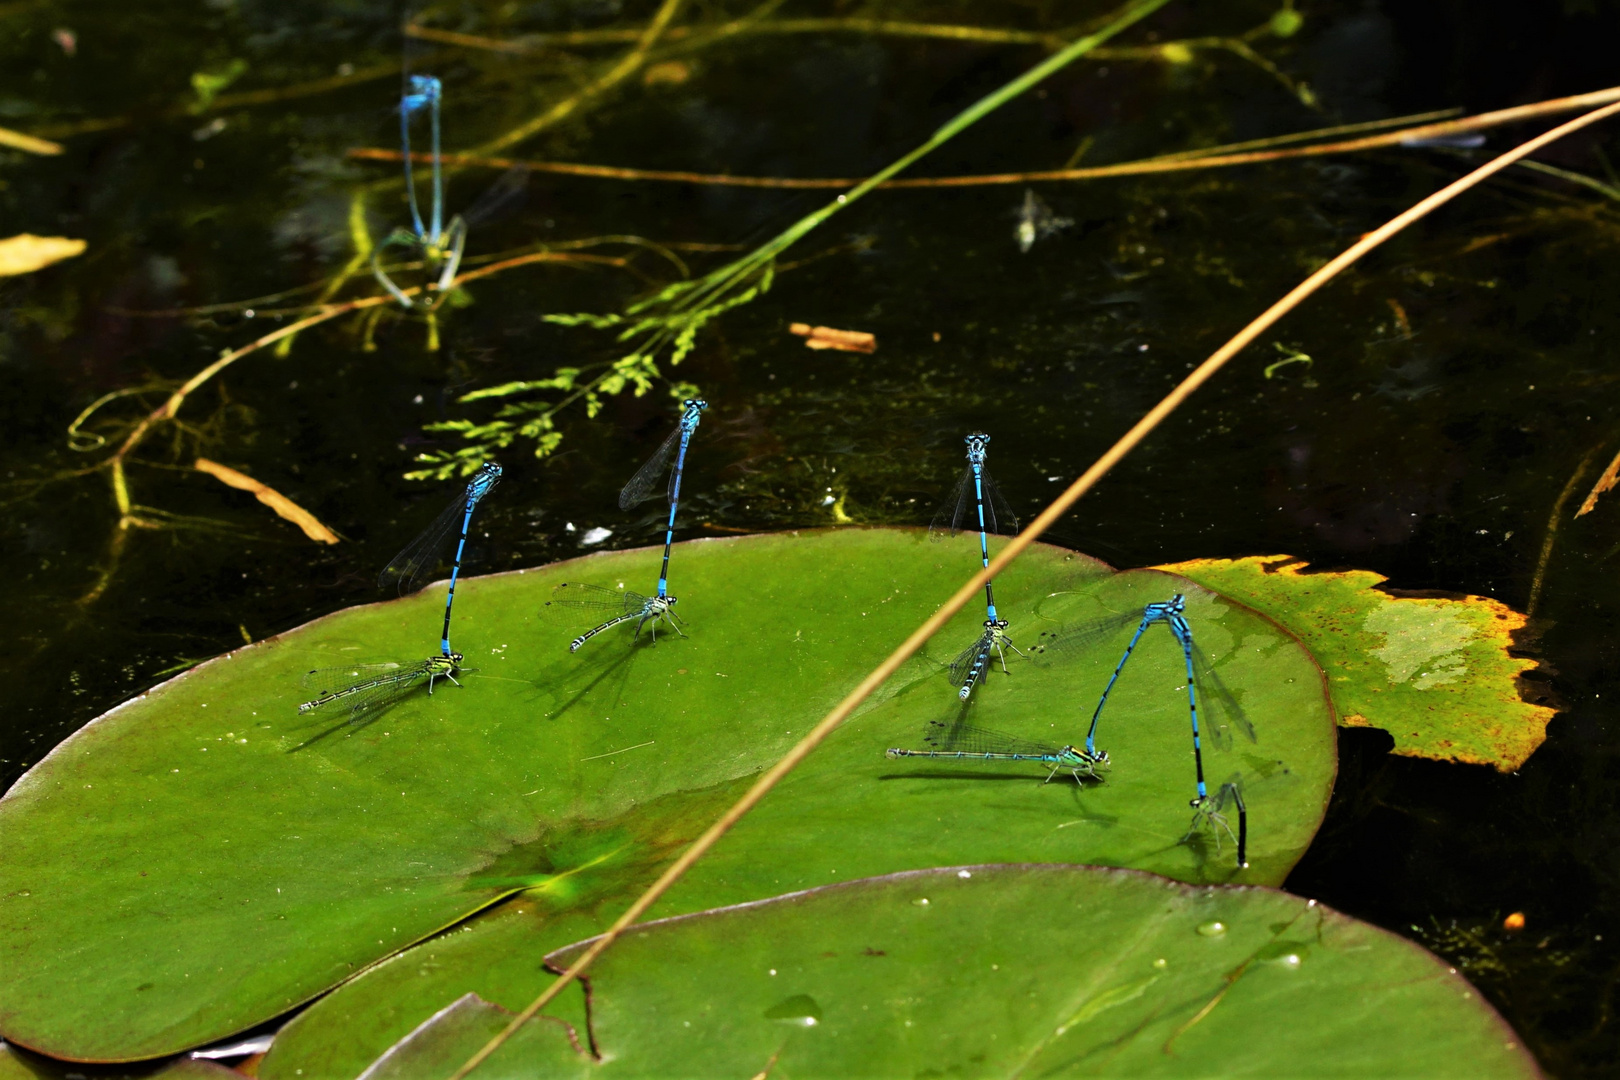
[1401,132,1486,149]
[1016,188,1072,253]
[790,323,876,353]
[580,526,613,545]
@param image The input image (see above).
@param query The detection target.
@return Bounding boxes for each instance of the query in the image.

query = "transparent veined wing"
[378,489,469,595]
[460,166,530,228]
[618,424,683,509]
[300,662,403,694]
[299,661,438,721]
[977,468,1019,536]
[928,465,974,540]
[922,712,1066,758]
[546,582,651,615]
[945,631,993,688]
[1190,641,1257,749]
[1028,608,1141,661]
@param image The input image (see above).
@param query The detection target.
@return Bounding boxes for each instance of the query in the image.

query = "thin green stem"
[648,0,1174,326]
[1514,158,1620,202]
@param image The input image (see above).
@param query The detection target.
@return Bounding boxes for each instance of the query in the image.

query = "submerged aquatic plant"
[404,0,1177,479]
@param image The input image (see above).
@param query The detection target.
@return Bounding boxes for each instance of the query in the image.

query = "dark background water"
[3,0,1619,1073]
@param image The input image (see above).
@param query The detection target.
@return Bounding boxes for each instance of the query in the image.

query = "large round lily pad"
[362,865,1540,1079]
[0,529,1335,1061]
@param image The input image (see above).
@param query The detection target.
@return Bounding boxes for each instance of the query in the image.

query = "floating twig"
[788,323,876,353]
[0,125,62,154]
[1576,447,1620,518]
[0,234,85,276]
[193,458,339,544]
[350,85,1620,192]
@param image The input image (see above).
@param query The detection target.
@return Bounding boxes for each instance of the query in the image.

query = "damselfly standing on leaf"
[1033,593,1258,866]
[887,697,1107,783]
[297,652,464,723]
[545,583,684,653]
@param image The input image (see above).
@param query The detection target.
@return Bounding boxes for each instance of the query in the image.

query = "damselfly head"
[683,398,708,410]
[1168,593,1186,612]
[985,617,1009,630]
[448,651,464,664]
[465,461,502,500]
[663,594,678,606]
[403,74,442,114]
[963,432,991,457]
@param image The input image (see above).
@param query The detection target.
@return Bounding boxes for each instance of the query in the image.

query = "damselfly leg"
[546,582,686,653]
[293,653,465,747]
[946,618,1029,700]
[1186,774,1248,868]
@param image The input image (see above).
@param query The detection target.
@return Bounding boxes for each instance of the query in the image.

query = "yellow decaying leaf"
[0,126,63,155]
[1160,555,1555,771]
[194,458,340,545]
[0,234,86,277]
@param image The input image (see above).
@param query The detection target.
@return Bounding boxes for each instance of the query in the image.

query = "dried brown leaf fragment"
[788,323,876,353]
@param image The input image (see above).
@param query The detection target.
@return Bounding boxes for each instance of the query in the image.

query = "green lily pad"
[367,865,1538,1079]
[350,993,588,1080]
[1160,555,1553,770]
[0,530,1335,1062]
[0,1044,239,1080]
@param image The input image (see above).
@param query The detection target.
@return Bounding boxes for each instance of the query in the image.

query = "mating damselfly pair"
[297,460,502,727]
[545,399,708,652]
[889,432,1256,867]
[370,75,528,312]
[298,397,711,730]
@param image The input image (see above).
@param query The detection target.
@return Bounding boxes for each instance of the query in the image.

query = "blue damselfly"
[545,582,684,653]
[933,432,1023,697]
[371,77,528,309]
[548,400,705,652]
[1035,592,1257,867]
[379,461,501,657]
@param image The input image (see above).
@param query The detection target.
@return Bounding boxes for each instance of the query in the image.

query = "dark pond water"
[3,0,1620,1073]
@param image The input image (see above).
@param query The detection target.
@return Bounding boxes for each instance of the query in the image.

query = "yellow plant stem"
[1528,449,1598,616]
[276,191,373,357]
[351,85,1620,192]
